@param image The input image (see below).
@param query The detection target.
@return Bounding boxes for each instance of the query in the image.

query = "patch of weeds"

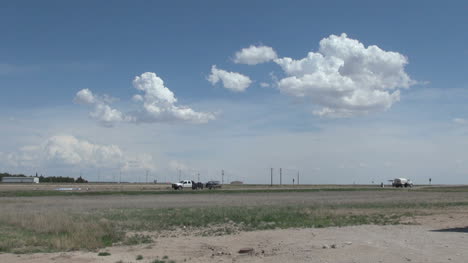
[0,213,124,253]
[136,254,143,260]
[163,255,169,259]
[98,252,111,256]
[123,233,153,245]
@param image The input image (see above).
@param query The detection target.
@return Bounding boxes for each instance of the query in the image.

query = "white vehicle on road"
[392,178,413,188]
[172,180,193,190]
[172,180,195,190]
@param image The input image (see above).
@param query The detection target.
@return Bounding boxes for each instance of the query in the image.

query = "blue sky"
[1,1,468,184]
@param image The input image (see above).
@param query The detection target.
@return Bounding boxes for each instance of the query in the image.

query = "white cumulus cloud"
[43,135,123,167]
[74,88,96,104]
[1,135,156,172]
[74,89,125,127]
[234,45,278,65]
[207,65,252,92]
[130,72,215,124]
[75,72,215,126]
[273,33,413,117]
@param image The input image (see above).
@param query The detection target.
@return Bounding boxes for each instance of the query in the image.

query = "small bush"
[98,252,111,256]
[136,254,143,260]
[123,234,153,245]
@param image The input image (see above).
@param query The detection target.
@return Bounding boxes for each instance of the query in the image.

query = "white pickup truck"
[172,180,193,190]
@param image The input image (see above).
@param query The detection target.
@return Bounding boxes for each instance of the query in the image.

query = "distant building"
[230,181,243,185]
[1,177,39,184]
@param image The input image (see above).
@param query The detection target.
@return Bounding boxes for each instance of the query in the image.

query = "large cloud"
[1,135,156,171]
[272,33,413,117]
[75,72,215,126]
[130,72,215,123]
[233,45,278,65]
[207,65,252,92]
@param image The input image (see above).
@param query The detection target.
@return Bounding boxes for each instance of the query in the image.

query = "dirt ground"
[1,189,468,263]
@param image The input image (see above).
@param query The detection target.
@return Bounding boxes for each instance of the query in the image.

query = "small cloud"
[260,82,270,88]
[74,89,96,104]
[453,118,468,125]
[207,65,252,92]
[74,89,124,127]
[233,45,278,65]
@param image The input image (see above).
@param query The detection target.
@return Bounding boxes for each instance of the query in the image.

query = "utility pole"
[222,169,224,184]
[119,169,122,184]
[178,169,181,181]
[270,168,273,186]
[197,173,200,182]
[280,168,282,185]
[297,171,300,185]
[146,170,149,184]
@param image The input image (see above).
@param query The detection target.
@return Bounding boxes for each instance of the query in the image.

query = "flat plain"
[1,184,468,263]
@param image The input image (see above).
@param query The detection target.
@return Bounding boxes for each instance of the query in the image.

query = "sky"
[1,0,468,184]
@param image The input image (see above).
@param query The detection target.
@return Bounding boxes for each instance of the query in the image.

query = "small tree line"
[1,172,88,183]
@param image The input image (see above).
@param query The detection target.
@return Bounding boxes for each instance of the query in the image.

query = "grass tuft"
[123,233,153,245]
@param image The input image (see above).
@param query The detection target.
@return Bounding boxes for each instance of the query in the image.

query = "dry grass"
[0,210,122,253]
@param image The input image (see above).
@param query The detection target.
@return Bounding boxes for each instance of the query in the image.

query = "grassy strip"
[101,206,408,232]
[3,185,467,198]
[0,187,400,197]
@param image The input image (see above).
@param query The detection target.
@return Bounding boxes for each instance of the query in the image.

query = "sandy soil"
[2,212,468,263]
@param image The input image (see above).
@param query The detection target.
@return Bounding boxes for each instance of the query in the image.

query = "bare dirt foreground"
[2,188,468,263]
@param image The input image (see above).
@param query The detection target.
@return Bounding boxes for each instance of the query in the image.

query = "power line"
[270,168,273,186]
[280,168,282,185]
